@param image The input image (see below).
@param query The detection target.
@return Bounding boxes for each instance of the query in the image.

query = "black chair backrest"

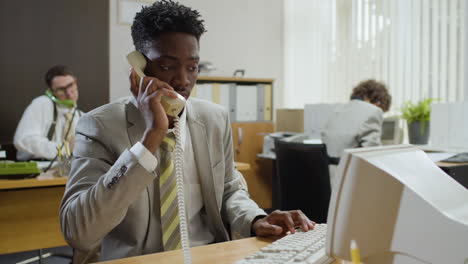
[274,140,331,223]
[0,142,18,161]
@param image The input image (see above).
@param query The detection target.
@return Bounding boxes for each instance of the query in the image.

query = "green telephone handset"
[126,51,186,117]
[45,89,75,108]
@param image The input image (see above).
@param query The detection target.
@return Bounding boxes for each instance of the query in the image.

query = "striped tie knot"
[161,132,175,152]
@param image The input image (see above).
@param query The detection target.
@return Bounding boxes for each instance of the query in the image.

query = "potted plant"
[401,98,434,144]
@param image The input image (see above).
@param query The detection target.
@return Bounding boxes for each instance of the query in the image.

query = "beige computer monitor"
[326,145,468,264]
[381,116,403,145]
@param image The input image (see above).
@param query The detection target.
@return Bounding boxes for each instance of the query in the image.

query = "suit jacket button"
[120,165,127,173]
[107,182,113,189]
[112,176,118,183]
[117,172,123,178]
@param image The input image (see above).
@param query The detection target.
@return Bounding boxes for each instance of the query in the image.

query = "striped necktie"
[63,110,75,142]
[159,132,181,251]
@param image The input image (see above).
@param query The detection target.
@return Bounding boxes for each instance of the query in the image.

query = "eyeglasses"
[52,81,77,95]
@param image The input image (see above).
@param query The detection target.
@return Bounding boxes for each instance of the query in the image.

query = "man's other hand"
[252,210,315,236]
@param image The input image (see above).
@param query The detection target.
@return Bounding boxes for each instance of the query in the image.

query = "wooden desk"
[234,161,251,172]
[0,177,67,254]
[0,177,67,190]
[436,161,468,167]
[0,163,248,255]
[97,237,340,264]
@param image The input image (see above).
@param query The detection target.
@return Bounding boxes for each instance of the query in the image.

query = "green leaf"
[400,98,436,124]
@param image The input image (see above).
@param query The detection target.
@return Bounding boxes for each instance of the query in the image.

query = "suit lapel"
[125,100,146,146]
[186,101,217,204]
[125,100,157,248]
[186,100,228,241]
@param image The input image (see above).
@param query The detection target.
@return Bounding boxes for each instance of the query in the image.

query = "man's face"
[50,75,79,102]
[143,32,199,100]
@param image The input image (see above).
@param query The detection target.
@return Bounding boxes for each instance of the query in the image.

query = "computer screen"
[326,145,468,264]
[380,116,401,145]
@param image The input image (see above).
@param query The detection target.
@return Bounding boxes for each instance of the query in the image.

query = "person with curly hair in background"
[321,79,391,186]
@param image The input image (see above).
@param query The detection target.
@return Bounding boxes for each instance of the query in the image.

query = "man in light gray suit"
[60,1,314,262]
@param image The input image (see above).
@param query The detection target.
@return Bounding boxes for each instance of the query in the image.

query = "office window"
[284,0,465,111]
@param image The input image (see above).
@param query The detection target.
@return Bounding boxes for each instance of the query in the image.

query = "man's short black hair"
[131,0,206,53]
[45,65,74,88]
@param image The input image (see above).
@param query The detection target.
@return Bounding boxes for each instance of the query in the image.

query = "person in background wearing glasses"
[14,65,83,161]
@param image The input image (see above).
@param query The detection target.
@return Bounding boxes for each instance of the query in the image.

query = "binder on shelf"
[194,83,213,102]
[217,83,234,116]
[236,85,257,121]
[257,84,265,121]
[263,84,272,121]
[212,83,220,104]
[194,77,274,122]
[229,84,237,121]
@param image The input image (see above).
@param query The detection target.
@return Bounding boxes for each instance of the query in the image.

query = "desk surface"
[436,161,468,167]
[98,237,272,264]
[0,162,249,191]
[98,237,340,264]
[235,161,251,171]
[0,177,67,190]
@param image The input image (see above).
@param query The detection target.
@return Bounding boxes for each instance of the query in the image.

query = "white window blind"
[284,0,466,110]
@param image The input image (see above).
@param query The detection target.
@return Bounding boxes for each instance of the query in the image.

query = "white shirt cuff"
[129,142,158,172]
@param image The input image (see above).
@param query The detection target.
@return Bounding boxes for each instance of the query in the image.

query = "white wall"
[110,0,284,107]
[465,0,468,102]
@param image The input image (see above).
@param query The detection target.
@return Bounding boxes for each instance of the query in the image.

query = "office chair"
[0,142,18,161]
[328,156,340,165]
[274,140,332,223]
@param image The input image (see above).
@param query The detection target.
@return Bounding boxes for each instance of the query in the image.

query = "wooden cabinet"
[231,122,274,209]
[194,76,275,209]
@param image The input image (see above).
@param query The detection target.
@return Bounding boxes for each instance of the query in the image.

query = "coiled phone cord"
[173,116,192,264]
[43,107,78,173]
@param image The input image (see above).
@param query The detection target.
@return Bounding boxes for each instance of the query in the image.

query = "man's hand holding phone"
[129,68,178,154]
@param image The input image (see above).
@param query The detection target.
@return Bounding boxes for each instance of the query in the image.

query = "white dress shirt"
[129,108,215,247]
[14,95,81,160]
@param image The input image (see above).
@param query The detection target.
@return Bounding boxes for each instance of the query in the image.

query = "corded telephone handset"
[126,51,186,117]
[126,51,191,264]
[45,89,75,108]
